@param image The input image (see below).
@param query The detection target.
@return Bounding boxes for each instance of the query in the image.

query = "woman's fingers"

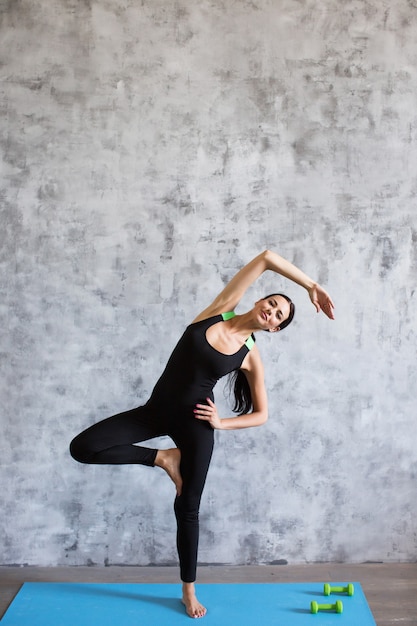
[194,399,215,413]
[193,400,220,429]
[194,403,212,418]
[315,298,335,319]
[194,404,207,419]
[319,295,335,319]
[310,286,335,320]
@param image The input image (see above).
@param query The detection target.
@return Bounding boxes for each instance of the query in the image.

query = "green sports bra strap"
[245,335,255,351]
[221,311,236,321]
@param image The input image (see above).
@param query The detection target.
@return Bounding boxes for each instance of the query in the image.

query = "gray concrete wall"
[1,0,416,567]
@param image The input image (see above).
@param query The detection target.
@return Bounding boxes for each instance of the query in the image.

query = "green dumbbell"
[324,583,354,597]
[311,600,343,614]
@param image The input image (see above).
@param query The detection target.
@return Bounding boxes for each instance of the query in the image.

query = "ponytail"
[228,369,253,415]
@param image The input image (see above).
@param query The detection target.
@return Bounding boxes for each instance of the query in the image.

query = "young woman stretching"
[69,249,335,618]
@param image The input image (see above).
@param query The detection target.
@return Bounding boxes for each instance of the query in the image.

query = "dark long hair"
[228,369,252,415]
[228,293,295,415]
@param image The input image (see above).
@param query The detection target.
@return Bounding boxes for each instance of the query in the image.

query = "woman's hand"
[194,398,223,429]
[308,283,335,319]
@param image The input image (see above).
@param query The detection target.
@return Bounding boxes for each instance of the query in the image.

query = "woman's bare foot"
[154,448,183,496]
[182,582,207,619]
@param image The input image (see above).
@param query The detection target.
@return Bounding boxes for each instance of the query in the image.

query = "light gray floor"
[0,563,416,625]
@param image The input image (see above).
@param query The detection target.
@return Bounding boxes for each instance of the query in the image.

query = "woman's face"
[255,295,291,332]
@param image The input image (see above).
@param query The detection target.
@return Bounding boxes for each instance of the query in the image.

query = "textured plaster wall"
[1,0,416,568]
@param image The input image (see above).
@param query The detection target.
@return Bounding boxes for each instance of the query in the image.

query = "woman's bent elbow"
[257,412,268,426]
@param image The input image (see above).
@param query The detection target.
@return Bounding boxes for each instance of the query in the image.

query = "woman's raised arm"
[193,250,335,322]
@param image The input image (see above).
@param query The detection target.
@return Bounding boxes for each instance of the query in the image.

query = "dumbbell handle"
[324,583,354,596]
[311,600,343,614]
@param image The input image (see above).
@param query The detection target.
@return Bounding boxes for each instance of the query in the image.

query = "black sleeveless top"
[147,313,255,411]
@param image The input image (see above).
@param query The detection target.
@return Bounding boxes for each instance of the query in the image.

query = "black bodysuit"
[70,313,255,582]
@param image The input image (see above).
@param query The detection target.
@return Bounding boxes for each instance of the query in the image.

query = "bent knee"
[69,436,92,464]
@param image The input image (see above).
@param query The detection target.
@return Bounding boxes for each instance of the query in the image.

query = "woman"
[70,249,334,619]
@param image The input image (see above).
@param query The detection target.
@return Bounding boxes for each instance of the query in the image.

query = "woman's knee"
[174,492,201,522]
[69,434,92,464]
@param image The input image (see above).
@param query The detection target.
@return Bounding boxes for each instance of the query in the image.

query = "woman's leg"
[69,406,162,466]
[171,418,214,617]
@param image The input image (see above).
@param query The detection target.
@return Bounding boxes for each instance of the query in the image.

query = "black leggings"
[69,405,214,583]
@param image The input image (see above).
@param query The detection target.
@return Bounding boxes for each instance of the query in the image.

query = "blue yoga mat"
[1,581,376,625]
